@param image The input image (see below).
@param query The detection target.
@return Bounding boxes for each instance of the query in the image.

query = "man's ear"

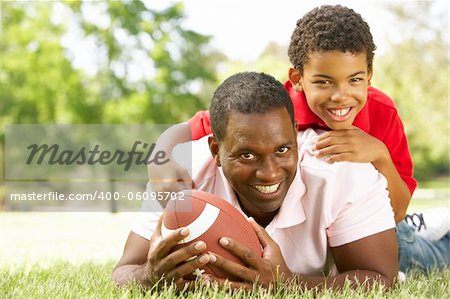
[288,67,303,92]
[208,136,221,167]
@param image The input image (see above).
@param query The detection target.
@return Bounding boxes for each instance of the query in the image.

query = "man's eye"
[277,147,289,154]
[240,153,255,160]
[314,80,331,85]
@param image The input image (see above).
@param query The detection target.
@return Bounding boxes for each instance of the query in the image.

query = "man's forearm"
[112,264,150,288]
[293,270,395,291]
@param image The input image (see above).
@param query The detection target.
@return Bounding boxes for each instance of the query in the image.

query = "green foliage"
[0,2,97,126]
[373,2,449,180]
[0,1,221,126]
[218,42,290,84]
[67,1,220,124]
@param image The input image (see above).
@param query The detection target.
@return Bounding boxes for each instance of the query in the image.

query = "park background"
[0,0,449,297]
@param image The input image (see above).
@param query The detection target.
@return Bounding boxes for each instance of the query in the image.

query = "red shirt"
[188,81,417,194]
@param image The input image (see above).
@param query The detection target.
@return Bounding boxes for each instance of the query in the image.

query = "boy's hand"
[147,160,194,207]
[147,123,195,208]
[203,219,292,290]
[313,126,389,164]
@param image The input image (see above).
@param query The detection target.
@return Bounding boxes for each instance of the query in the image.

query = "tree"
[0,2,98,208]
[0,2,96,125]
[65,1,221,124]
[373,1,449,180]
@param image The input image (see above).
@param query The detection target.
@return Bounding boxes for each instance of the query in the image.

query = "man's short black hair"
[288,5,376,73]
[210,72,294,142]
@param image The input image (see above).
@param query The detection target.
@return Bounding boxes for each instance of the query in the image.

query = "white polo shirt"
[132,128,395,275]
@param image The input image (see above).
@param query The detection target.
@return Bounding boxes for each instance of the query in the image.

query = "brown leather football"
[162,189,263,280]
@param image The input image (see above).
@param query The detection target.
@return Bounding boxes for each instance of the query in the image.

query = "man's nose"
[255,157,281,182]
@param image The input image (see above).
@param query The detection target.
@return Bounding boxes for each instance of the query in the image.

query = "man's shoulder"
[298,129,387,199]
[173,135,217,184]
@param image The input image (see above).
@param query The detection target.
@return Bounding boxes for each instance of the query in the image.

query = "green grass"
[1,261,449,298]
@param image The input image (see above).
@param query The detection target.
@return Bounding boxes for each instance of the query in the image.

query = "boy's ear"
[368,69,373,86]
[208,136,221,167]
[288,67,303,92]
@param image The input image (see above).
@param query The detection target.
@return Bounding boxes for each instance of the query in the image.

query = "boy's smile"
[292,51,372,130]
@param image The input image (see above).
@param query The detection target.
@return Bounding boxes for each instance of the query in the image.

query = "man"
[113,72,398,291]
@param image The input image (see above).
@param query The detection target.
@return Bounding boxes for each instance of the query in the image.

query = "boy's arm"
[148,123,193,206]
[372,146,411,222]
[149,112,212,206]
[313,127,411,222]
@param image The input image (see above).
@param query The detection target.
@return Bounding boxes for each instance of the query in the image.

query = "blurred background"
[0,0,448,265]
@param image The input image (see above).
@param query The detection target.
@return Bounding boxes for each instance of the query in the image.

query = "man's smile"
[252,183,281,194]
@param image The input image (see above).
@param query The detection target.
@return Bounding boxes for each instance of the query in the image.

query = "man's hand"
[204,218,292,290]
[145,217,210,289]
[312,127,389,164]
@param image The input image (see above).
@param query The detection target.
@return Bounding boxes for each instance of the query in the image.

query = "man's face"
[293,51,372,130]
[209,107,298,221]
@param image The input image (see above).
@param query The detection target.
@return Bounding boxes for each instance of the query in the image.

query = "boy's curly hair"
[288,5,376,73]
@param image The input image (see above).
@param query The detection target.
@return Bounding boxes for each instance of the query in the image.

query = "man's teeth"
[254,183,280,194]
[330,108,350,116]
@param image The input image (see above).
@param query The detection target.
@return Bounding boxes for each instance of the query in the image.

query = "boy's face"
[290,51,372,130]
[209,107,298,222]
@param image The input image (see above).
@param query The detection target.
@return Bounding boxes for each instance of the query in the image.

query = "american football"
[162,189,263,279]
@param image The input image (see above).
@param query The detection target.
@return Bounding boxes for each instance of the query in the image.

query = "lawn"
[0,185,448,298]
[1,260,449,298]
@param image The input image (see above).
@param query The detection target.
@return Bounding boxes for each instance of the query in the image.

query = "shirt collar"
[271,166,306,229]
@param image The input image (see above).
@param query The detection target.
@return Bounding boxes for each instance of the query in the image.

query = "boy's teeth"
[254,183,280,194]
[330,108,350,116]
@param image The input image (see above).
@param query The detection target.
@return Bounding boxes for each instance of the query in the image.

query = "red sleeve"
[188,110,212,140]
[382,111,418,195]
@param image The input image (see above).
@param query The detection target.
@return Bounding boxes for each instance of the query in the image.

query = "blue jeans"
[397,220,450,273]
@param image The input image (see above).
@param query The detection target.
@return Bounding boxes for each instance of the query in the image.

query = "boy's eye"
[240,153,255,160]
[350,77,363,83]
[277,147,289,154]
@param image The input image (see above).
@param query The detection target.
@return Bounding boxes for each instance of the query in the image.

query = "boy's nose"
[330,85,350,103]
